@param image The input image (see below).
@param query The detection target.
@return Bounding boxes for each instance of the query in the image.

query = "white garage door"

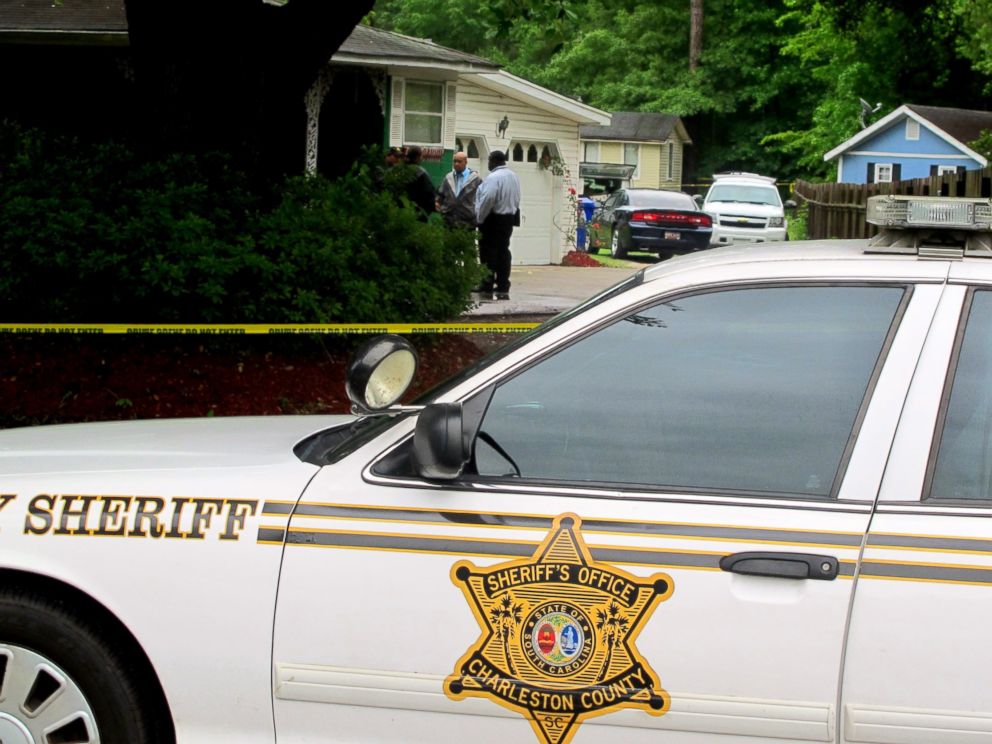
[508,141,558,265]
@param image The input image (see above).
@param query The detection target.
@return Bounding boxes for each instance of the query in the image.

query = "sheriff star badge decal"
[445,513,674,744]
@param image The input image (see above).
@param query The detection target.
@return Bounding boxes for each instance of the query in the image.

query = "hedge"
[0,123,483,323]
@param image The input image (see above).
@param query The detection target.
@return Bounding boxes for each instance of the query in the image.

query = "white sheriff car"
[3,195,992,744]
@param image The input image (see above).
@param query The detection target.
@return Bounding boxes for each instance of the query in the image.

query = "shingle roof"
[0,0,126,32]
[906,104,992,145]
[335,24,498,71]
[580,112,681,142]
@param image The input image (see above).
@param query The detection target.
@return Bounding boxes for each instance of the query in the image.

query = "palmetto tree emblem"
[595,601,630,680]
[489,594,523,675]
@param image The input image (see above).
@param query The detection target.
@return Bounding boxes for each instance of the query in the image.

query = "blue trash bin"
[577,197,597,252]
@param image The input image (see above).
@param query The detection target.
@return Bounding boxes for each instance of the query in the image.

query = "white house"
[328,26,610,265]
[452,70,610,264]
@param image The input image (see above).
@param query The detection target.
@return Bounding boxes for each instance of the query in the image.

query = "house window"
[583,142,600,162]
[404,81,444,145]
[906,119,920,141]
[624,143,639,178]
[667,142,675,180]
[875,163,894,183]
[512,143,524,161]
[527,144,538,163]
[936,165,958,176]
[467,139,479,158]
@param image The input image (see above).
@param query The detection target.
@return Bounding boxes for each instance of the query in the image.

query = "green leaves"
[372,0,992,180]
[0,127,483,323]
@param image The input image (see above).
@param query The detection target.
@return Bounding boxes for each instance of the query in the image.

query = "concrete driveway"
[462,264,644,317]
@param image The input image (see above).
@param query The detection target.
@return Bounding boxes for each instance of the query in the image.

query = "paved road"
[461,264,644,318]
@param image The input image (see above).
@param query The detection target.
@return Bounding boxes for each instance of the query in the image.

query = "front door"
[271,280,931,743]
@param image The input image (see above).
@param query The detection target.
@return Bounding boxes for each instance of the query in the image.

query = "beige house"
[579,112,692,192]
[330,26,610,265]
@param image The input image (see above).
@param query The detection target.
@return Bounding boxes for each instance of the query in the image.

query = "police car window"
[474,285,904,497]
[929,290,992,501]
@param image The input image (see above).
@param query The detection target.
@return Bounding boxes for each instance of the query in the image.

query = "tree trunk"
[124,0,374,181]
[689,0,704,72]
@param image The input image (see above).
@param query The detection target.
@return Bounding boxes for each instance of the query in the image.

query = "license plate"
[664,231,681,240]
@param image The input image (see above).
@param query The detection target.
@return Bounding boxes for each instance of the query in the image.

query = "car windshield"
[413,270,645,404]
[706,184,781,206]
[299,271,646,467]
[628,191,694,209]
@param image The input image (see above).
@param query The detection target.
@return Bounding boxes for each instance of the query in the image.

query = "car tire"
[610,226,628,259]
[0,590,164,743]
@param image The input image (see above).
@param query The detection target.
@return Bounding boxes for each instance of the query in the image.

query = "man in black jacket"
[403,145,436,219]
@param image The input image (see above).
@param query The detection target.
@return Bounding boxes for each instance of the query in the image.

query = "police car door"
[271,270,941,743]
[842,274,992,743]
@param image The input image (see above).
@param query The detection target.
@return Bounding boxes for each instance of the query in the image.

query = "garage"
[507,141,557,265]
[456,70,610,265]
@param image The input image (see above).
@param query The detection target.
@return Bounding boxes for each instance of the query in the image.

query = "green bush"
[255,165,482,323]
[0,124,483,322]
[787,201,809,241]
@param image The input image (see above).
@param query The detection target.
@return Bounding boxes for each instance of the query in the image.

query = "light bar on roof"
[867,195,992,230]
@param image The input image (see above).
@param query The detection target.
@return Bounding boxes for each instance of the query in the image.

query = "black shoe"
[495,292,510,301]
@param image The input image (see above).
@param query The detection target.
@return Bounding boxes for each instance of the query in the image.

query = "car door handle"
[719,551,839,581]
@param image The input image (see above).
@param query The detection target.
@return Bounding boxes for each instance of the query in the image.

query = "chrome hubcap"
[0,644,98,743]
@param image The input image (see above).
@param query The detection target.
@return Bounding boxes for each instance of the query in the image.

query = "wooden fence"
[794,167,992,240]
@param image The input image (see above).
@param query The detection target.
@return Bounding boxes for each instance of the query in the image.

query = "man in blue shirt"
[436,151,481,229]
[474,150,522,300]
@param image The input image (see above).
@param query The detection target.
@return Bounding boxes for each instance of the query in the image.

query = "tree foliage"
[370,0,992,181]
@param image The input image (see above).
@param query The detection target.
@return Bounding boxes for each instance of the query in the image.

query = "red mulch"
[0,333,505,428]
[560,250,603,267]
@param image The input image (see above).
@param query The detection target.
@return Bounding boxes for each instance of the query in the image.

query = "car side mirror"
[784,199,797,209]
[692,194,703,205]
[345,334,418,414]
[412,402,471,479]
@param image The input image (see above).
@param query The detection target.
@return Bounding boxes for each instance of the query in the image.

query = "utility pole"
[689,0,703,72]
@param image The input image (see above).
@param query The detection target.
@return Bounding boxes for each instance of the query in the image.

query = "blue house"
[824,104,992,184]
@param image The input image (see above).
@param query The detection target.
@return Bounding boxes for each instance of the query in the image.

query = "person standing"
[403,145,437,219]
[373,146,405,191]
[474,150,521,300]
[436,151,480,229]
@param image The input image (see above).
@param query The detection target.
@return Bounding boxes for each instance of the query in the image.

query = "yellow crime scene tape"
[0,323,540,335]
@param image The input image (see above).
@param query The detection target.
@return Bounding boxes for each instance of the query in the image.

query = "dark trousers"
[478,212,515,293]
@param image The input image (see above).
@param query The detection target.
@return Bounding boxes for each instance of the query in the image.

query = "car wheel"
[0,590,163,743]
[610,226,628,258]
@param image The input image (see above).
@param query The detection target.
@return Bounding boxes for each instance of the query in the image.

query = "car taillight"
[631,211,712,228]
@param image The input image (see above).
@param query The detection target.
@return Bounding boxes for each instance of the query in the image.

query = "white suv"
[702,171,795,245]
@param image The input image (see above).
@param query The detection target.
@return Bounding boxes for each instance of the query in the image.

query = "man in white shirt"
[474,150,521,300]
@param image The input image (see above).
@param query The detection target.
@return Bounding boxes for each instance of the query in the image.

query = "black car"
[589,188,713,258]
